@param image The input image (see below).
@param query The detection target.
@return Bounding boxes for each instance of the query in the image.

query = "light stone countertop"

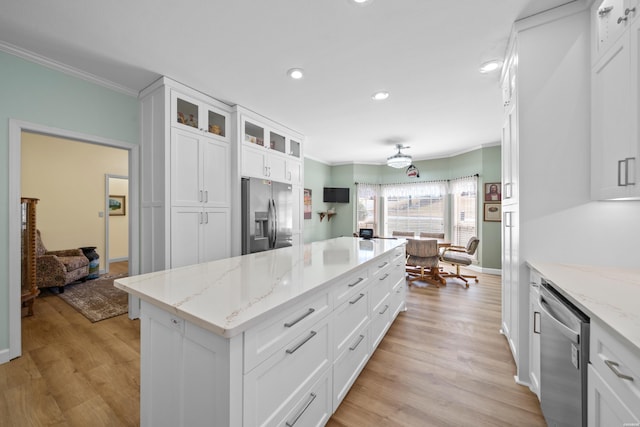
[527,260,640,353]
[115,237,405,338]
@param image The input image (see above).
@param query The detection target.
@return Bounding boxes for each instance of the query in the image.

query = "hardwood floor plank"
[1,267,545,426]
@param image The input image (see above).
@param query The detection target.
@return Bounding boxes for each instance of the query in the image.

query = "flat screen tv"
[323,187,350,203]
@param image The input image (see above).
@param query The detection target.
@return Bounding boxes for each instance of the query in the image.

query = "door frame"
[8,119,140,361]
[105,174,129,275]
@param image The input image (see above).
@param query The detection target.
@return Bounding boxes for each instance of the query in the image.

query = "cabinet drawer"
[369,267,392,314]
[370,293,391,351]
[588,364,640,425]
[243,316,331,427]
[333,324,370,410]
[333,290,369,355]
[590,320,640,418]
[275,369,332,427]
[390,277,406,320]
[333,269,369,307]
[370,256,392,279]
[244,291,331,373]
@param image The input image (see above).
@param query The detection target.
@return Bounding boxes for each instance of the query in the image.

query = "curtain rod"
[355,173,479,186]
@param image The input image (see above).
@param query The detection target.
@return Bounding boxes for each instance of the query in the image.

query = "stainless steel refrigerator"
[241,177,293,254]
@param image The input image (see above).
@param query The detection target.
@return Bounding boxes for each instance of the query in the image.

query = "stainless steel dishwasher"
[539,279,590,427]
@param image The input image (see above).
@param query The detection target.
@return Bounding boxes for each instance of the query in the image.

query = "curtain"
[450,175,478,249]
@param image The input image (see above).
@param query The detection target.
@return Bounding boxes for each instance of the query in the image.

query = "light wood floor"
[1,268,545,426]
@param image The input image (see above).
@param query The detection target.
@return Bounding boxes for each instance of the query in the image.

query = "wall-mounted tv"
[323,187,350,203]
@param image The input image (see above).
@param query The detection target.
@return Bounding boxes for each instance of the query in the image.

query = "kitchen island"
[115,237,406,427]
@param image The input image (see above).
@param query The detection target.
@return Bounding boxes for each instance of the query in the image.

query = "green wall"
[0,51,139,354]
[303,146,503,271]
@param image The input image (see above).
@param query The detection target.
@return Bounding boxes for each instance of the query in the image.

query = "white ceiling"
[0,0,574,165]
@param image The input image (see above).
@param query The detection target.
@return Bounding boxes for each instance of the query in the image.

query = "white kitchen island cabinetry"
[139,77,233,273]
[116,237,406,427]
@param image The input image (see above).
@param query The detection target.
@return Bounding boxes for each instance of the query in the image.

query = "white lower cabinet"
[588,320,640,426]
[243,316,332,427]
[170,207,230,268]
[138,245,406,427]
[528,270,541,399]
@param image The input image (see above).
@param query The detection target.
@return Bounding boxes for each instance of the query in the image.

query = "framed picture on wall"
[484,182,502,201]
[304,188,312,219]
[109,195,126,216]
[484,203,501,222]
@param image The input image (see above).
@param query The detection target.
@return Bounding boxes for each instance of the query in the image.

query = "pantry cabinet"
[528,270,541,399]
[140,77,232,273]
[591,0,640,200]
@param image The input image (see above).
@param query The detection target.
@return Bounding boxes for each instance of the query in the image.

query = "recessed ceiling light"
[372,91,389,101]
[287,68,304,79]
[350,0,374,5]
[479,60,503,74]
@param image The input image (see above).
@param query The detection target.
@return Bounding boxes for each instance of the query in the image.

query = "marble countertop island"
[527,260,640,353]
[115,237,404,338]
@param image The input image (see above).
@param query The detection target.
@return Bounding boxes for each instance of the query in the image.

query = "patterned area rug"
[57,274,128,322]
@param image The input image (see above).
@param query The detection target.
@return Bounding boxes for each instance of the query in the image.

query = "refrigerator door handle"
[273,198,278,247]
[267,199,274,248]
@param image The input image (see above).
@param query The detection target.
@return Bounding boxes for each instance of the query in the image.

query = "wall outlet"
[99,211,104,218]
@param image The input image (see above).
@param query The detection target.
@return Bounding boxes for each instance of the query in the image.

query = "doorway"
[106,175,129,276]
[8,119,139,361]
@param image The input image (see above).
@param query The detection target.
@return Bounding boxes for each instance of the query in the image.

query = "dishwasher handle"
[539,294,580,344]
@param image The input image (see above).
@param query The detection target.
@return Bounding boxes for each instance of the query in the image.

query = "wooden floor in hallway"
[1,268,545,426]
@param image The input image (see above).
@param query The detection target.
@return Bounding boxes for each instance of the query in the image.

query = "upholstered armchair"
[440,236,480,287]
[405,238,445,287]
[35,230,89,293]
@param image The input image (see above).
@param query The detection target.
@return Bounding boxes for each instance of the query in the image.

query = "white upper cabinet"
[240,113,303,184]
[171,91,230,142]
[591,0,640,200]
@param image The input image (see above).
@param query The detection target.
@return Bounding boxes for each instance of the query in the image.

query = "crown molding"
[0,40,138,97]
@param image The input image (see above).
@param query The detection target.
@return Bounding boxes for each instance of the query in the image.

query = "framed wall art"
[484,202,501,222]
[484,182,502,201]
[109,195,126,216]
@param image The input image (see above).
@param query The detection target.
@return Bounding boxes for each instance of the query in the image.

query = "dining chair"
[419,232,445,239]
[405,238,445,287]
[439,236,480,287]
[392,231,415,237]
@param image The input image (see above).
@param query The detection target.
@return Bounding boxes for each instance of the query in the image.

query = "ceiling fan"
[386,144,412,168]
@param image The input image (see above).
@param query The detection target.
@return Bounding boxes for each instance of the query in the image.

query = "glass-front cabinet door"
[269,131,286,154]
[172,91,229,141]
[243,119,265,147]
[289,139,301,158]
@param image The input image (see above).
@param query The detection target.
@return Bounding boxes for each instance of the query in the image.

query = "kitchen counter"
[115,236,405,338]
[526,260,640,354]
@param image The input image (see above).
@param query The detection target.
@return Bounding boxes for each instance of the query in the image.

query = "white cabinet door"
[592,36,634,199]
[268,153,288,183]
[501,104,518,204]
[202,138,230,207]
[529,272,541,399]
[171,129,202,207]
[202,208,230,263]
[287,158,302,185]
[171,207,202,268]
[171,207,230,268]
[501,205,519,360]
[242,145,268,179]
[172,129,230,207]
[588,364,640,426]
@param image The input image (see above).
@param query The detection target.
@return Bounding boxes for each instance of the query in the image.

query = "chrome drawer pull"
[285,393,317,427]
[379,273,389,281]
[377,261,388,268]
[284,308,315,328]
[379,304,389,315]
[286,331,317,355]
[348,277,364,287]
[349,334,365,351]
[604,360,634,381]
[349,293,365,305]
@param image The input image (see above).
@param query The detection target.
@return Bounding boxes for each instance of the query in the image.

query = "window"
[450,176,478,249]
[356,183,380,234]
[382,181,447,237]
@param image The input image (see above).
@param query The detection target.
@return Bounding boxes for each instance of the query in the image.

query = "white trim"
[515,0,589,32]
[0,41,139,97]
[466,264,502,276]
[105,174,129,275]
[7,119,140,364]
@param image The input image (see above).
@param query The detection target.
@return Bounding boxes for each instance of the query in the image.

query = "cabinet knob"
[618,15,628,24]
[626,7,636,16]
[598,6,613,16]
